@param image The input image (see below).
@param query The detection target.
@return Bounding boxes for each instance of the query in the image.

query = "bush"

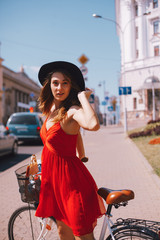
[154,125,160,135]
[128,119,160,139]
[129,129,153,138]
[147,118,160,124]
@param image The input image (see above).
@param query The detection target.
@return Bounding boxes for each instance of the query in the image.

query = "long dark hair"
[38,69,82,121]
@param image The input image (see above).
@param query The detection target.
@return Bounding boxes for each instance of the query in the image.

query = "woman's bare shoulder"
[61,106,81,134]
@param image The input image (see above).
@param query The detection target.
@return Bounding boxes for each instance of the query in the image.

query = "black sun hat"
[38,61,85,91]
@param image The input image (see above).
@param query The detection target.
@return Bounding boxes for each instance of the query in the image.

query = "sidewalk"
[1,124,160,239]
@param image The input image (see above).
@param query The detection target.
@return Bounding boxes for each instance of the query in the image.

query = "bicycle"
[8,164,160,240]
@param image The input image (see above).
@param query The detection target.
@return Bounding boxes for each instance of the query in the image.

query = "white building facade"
[115,0,160,123]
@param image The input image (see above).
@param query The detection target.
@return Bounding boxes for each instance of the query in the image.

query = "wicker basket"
[15,165,40,203]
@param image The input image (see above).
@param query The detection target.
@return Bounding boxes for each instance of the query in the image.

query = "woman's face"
[50,72,71,103]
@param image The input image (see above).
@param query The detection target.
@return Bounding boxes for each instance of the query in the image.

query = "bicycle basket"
[15,165,40,203]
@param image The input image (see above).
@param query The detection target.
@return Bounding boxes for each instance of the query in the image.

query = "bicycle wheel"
[106,225,159,240]
[8,205,59,240]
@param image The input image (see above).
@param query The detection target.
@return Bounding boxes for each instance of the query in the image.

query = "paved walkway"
[1,124,160,239]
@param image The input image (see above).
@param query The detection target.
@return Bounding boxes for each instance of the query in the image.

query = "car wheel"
[12,141,18,155]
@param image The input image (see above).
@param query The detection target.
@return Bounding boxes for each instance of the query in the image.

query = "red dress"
[35,120,105,236]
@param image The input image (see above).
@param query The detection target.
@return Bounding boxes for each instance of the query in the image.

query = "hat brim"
[38,61,85,91]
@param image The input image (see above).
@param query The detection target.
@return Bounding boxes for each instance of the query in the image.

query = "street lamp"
[93,13,128,132]
[92,12,151,132]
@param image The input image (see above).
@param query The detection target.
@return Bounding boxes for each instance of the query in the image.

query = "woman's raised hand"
[78,88,92,100]
[74,88,100,131]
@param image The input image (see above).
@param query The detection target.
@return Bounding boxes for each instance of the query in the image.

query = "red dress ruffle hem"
[35,120,106,236]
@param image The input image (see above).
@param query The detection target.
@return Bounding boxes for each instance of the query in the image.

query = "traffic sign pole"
[78,54,89,82]
[80,65,88,76]
[119,86,132,95]
[119,86,132,132]
[124,106,128,132]
[78,54,89,65]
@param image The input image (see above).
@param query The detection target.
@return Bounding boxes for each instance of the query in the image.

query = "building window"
[153,0,158,8]
[153,20,159,35]
[136,26,138,39]
[154,45,159,56]
[136,49,139,58]
[133,98,137,110]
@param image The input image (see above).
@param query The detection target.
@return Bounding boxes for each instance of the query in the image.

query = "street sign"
[30,92,35,98]
[105,96,109,101]
[29,101,36,107]
[101,101,107,106]
[18,102,30,109]
[78,54,89,65]
[89,94,94,103]
[119,86,132,95]
[80,65,88,76]
[108,106,113,111]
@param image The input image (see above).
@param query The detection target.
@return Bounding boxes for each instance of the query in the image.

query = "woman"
[35,61,105,240]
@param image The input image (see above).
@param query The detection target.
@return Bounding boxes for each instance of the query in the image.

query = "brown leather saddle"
[98,187,134,205]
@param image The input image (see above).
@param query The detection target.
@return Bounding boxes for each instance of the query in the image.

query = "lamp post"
[98,81,107,126]
[93,12,151,132]
[93,13,128,132]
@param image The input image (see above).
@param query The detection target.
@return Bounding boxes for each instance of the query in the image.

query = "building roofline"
[2,64,41,92]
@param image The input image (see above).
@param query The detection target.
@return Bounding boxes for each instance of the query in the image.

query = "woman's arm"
[76,130,89,162]
[73,89,100,131]
[76,130,85,159]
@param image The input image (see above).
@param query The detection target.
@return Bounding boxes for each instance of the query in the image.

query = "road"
[0,141,43,172]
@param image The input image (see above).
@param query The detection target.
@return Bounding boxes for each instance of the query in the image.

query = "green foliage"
[128,119,160,177]
[132,135,160,177]
[128,120,160,138]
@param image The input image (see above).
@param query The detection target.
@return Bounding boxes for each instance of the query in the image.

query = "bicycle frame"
[8,200,160,240]
[99,214,160,240]
[37,217,53,240]
[36,203,120,240]
[99,204,117,240]
[36,212,116,240]
[99,214,115,240]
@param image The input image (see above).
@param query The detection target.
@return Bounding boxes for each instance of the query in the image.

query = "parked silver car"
[0,124,18,157]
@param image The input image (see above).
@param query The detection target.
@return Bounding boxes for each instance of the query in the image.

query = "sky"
[0,0,121,106]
